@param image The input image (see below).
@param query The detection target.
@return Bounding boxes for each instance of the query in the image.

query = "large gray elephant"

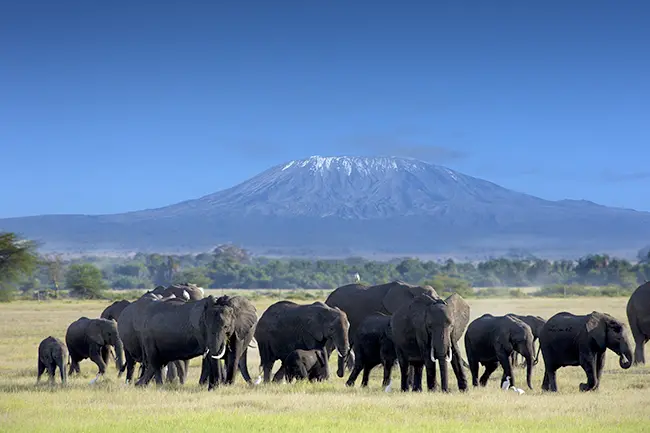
[325,281,440,376]
[117,291,187,384]
[464,314,535,390]
[100,300,131,322]
[152,283,205,301]
[135,295,233,387]
[626,281,650,365]
[505,314,545,367]
[37,336,68,385]
[65,317,125,383]
[540,311,633,392]
[197,295,258,389]
[254,300,350,383]
[390,293,469,392]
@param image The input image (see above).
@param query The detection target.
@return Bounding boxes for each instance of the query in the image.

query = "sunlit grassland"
[1,293,649,432]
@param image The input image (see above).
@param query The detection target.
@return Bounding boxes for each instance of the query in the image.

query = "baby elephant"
[345,313,397,389]
[37,336,68,385]
[283,349,329,383]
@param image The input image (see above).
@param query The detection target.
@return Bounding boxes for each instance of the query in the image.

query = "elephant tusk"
[202,348,209,359]
[337,349,345,358]
[211,344,227,360]
[621,354,630,364]
[445,347,452,363]
[430,346,436,363]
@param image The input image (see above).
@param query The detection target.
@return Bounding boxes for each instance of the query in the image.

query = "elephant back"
[627,281,650,314]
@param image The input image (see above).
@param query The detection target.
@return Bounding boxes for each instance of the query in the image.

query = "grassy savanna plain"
[1,290,649,432]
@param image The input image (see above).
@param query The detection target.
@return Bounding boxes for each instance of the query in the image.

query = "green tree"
[172,267,211,288]
[0,232,39,302]
[65,263,107,299]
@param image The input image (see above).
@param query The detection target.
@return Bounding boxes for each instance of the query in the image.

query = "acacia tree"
[0,232,39,302]
[65,263,108,299]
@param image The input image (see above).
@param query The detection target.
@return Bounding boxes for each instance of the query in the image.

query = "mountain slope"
[1,156,649,258]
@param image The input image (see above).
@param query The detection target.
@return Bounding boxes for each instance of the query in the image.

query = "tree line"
[1,231,649,301]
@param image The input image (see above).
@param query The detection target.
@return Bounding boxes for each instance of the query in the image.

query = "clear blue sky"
[2,1,649,218]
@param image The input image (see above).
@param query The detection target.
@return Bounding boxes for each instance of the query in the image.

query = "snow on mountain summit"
[153,155,545,220]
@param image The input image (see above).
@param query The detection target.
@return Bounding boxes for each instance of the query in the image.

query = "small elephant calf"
[345,313,397,389]
[37,336,68,385]
[283,349,329,383]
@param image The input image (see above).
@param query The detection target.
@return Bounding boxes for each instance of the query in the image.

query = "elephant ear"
[382,282,416,313]
[86,320,106,346]
[585,312,607,350]
[444,293,470,343]
[305,312,326,343]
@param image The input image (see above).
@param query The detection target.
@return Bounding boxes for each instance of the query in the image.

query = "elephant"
[117,291,186,384]
[152,283,205,301]
[464,314,535,390]
[65,317,125,383]
[134,295,235,387]
[345,313,397,389]
[505,314,545,367]
[325,280,440,377]
[283,349,330,383]
[37,336,68,385]
[540,311,633,392]
[626,281,650,365]
[390,293,469,393]
[197,295,258,389]
[100,300,131,322]
[254,300,350,383]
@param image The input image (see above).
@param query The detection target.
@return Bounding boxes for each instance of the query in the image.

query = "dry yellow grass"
[1,294,649,432]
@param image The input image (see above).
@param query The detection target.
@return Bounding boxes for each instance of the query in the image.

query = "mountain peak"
[279,155,444,177]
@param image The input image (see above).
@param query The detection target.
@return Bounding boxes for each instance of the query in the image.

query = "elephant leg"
[633,335,647,365]
[59,360,66,384]
[467,353,480,387]
[397,352,410,392]
[47,363,56,384]
[541,369,550,391]
[101,346,111,366]
[424,358,437,391]
[579,353,598,392]
[381,360,393,388]
[88,345,107,383]
[272,365,286,383]
[37,359,46,383]
[450,341,467,391]
[346,361,363,387]
[479,361,498,387]
[261,360,274,383]
[199,357,209,386]
[411,362,424,392]
[226,345,239,384]
[361,365,372,387]
[596,351,605,383]
[498,352,514,388]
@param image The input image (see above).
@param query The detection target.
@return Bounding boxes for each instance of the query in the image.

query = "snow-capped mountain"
[1,156,649,258]
[126,155,547,220]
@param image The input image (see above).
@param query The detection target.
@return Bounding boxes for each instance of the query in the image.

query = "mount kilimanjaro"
[1,156,649,258]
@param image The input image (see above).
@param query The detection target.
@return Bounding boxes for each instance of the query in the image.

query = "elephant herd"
[36,280,650,394]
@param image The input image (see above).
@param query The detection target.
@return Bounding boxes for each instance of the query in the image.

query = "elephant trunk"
[519,341,534,389]
[112,337,125,372]
[618,343,633,369]
[533,342,541,365]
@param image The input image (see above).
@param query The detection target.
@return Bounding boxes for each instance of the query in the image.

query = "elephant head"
[382,281,440,314]
[191,296,235,360]
[308,303,350,360]
[88,319,125,371]
[500,317,535,389]
[416,293,469,391]
[587,312,633,369]
[206,297,237,361]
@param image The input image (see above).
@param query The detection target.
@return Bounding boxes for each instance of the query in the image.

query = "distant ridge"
[2,155,649,259]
